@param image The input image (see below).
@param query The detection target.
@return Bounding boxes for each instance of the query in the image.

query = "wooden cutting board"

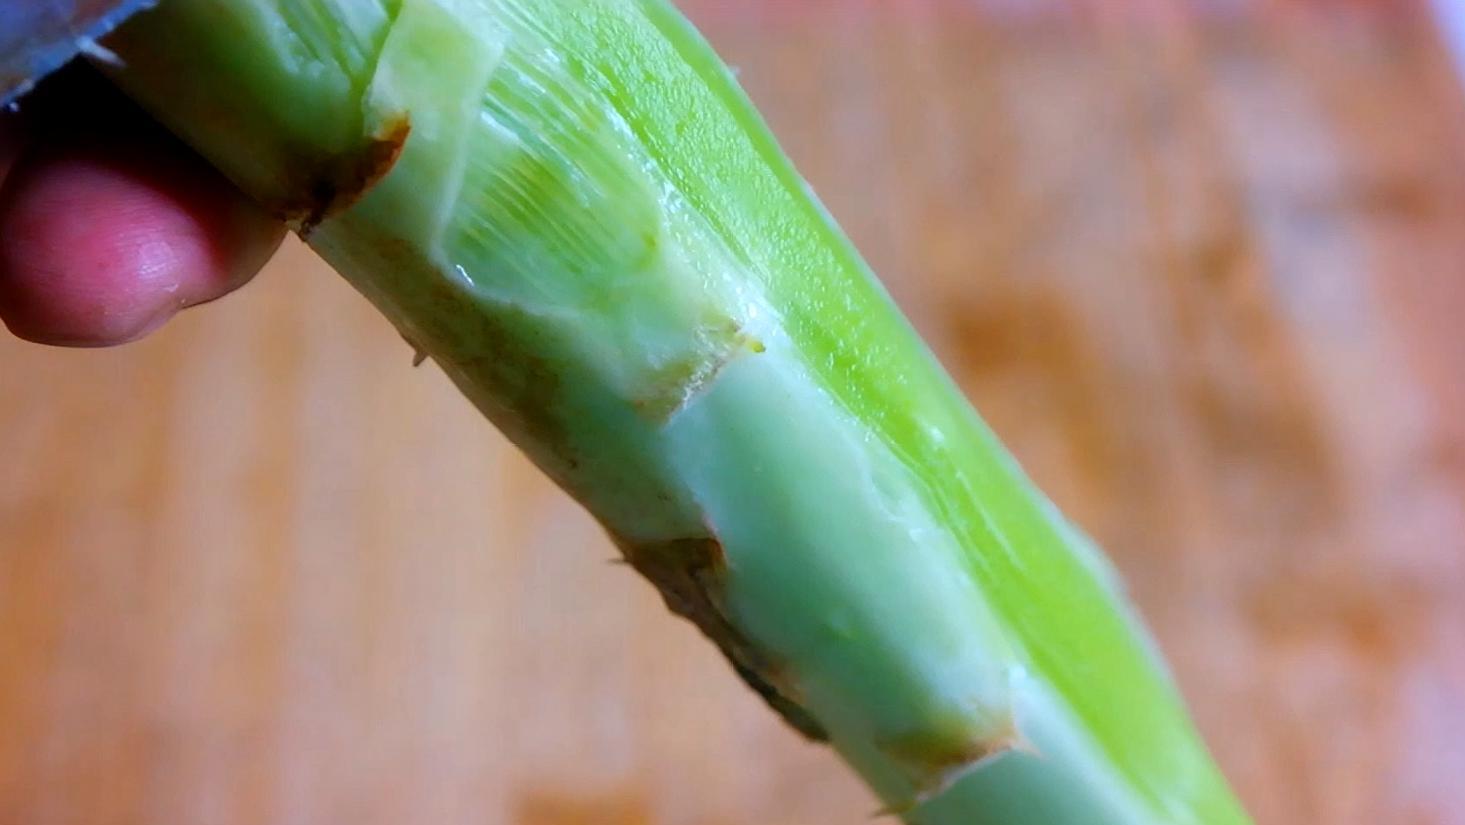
[4,1,1465,823]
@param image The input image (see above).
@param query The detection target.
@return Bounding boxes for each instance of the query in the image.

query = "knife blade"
[1,0,155,108]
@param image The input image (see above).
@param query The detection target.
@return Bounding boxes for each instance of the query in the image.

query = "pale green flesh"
[105,1,1250,822]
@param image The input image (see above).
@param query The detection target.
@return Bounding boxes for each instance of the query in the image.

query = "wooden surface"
[4,2,1465,823]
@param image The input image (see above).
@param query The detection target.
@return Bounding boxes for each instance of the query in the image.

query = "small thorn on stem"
[400,332,429,366]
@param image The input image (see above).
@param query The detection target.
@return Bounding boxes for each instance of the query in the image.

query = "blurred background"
[5,0,1465,823]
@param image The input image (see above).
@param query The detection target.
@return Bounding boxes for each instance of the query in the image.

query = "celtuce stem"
[103,1,1250,822]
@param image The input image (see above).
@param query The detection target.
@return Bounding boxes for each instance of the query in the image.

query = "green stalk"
[102,1,1250,822]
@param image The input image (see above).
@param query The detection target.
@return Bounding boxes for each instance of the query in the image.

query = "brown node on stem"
[632,324,765,424]
[874,712,1037,815]
[277,114,412,235]
[616,534,828,742]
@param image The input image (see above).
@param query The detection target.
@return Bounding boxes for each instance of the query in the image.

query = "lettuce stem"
[105,2,1250,822]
